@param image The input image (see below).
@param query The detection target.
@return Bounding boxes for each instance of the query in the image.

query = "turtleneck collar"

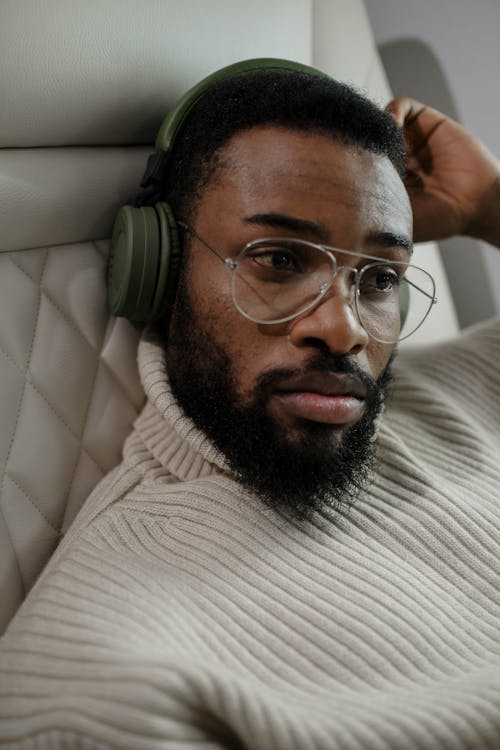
[128,328,231,482]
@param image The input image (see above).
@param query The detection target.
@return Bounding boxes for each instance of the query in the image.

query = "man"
[1,62,500,749]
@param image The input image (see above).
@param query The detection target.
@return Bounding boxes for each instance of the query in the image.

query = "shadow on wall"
[379,38,495,329]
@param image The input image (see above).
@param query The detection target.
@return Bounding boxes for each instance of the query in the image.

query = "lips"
[273,372,367,426]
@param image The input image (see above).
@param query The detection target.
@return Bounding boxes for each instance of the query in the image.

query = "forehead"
[198,125,411,248]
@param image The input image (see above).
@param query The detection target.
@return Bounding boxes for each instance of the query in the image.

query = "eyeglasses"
[178,223,437,344]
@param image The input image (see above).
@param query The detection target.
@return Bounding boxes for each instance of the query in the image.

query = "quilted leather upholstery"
[0,142,149,632]
[0,0,458,633]
[0,241,145,631]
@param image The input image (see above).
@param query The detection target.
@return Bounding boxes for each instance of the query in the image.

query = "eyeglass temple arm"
[177,222,231,266]
[177,221,289,318]
[404,276,438,303]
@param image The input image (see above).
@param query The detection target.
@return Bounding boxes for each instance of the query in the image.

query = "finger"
[387,98,450,167]
[389,98,450,141]
[404,169,424,189]
[385,97,424,128]
[386,98,429,159]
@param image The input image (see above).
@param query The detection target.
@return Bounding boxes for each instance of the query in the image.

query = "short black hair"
[161,68,406,221]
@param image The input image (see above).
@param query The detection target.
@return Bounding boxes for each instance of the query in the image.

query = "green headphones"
[107,57,410,329]
[107,57,327,322]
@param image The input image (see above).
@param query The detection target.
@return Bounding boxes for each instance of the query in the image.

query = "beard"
[165,273,394,521]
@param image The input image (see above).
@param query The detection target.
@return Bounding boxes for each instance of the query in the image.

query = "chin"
[279,417,349,454]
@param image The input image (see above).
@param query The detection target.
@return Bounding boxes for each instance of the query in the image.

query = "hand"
[387,97,500,245]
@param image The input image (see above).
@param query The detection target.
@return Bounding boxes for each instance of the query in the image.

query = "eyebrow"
[245,213,413,255]
[244,213,330,242]
[367,231,414,255]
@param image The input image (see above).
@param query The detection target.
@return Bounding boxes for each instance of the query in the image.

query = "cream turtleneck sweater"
[2,319,500,749]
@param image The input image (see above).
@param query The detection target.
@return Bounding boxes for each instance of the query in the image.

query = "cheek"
[188,263,267,397]
[188,253,235,339]
[368,341,396,380]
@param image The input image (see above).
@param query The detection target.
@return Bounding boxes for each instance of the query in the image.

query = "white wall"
[365,0,500,328]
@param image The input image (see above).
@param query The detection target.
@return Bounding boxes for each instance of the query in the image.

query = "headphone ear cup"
[108,202,181,322]
[150,202,181,320]
[108,205,161,321]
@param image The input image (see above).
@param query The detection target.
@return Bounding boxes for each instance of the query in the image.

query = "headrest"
[0,0,382,148]
[1,0,312,147]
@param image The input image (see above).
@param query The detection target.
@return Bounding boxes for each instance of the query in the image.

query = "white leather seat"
[0,0,458,633]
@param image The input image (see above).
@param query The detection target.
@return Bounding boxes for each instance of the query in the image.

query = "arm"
[387,97,500,248]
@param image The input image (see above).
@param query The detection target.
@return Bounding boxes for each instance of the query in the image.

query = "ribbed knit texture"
[2,320,500,749]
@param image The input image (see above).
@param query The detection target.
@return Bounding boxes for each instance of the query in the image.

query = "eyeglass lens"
[231,240,435,343]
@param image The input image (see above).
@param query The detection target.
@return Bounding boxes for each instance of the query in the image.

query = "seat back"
[0,0,458,632]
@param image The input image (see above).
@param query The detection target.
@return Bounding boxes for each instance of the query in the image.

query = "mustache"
[255,351,393,400]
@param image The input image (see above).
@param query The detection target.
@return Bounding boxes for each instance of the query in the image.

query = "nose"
[288,280,369,355]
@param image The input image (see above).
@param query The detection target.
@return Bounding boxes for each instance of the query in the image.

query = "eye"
[245,247,304,273]
[359,265,401,294]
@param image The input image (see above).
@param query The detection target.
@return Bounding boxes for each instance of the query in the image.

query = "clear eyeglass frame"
[178,222,438,344]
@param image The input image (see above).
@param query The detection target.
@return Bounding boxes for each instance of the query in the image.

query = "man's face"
[167,126,412,518]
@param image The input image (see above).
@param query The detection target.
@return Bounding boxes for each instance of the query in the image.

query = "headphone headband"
[155,58,327,155]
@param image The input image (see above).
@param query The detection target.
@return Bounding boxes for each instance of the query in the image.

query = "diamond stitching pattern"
[1,250,47,506]
[4,472,58,533]
[0,242,144,630]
